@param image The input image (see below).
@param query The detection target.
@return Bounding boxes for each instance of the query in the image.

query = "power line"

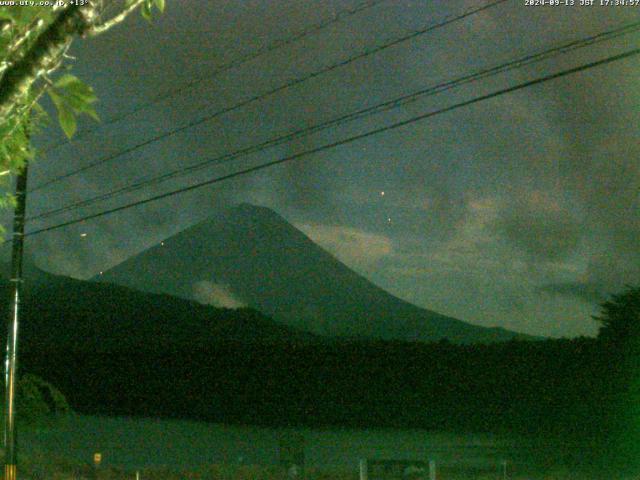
[27,19,640,222]
[24,47,640,238]
[39,0,388,152]
[30,0,508,192]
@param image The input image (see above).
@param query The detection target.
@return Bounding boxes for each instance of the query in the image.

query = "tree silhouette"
[594,286,640,347]
[592,286,640,473]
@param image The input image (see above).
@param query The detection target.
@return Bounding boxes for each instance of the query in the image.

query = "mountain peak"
[190,203,299,241]
[231,202,277,215]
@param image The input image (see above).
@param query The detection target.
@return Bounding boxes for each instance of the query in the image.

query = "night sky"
[11,0,640,338]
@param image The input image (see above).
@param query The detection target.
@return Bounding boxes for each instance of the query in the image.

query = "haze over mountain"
[97,204,531,344]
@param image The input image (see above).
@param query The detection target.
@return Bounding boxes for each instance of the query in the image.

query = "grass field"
[14,415,636,479]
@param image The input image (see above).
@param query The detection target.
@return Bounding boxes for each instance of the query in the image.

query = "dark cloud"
[537,282,606,305]
[494,190,581,263]
[583,253,640,297]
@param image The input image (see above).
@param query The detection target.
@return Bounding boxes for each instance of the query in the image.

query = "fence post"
[429,459,436,480]
[359,458,368,480]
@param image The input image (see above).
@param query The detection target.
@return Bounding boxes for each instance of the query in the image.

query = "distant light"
[380,191,385,196]
[160,241,164,246]
[387,217,391,222]
[99,271,103,275]
[80,233,87,237]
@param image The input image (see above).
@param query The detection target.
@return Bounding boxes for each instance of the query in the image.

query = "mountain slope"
[97,204,529,343]
[0,266,318,353]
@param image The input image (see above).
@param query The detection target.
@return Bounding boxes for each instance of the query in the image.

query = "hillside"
[0,265,611,444]
[0,266,318,354]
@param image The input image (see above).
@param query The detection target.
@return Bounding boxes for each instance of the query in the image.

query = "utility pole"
[3,162,29,480]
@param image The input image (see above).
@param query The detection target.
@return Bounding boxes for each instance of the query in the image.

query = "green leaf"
[49,75,99,137]
[154,0,165,13]
[48,90,76,139]
[0,9,14,21]
[53,73,80,89]
[83,105,100,122]
[64,93,93,113]
[141,0,153,20]
[58,105,76,139]
[54,74,97,104]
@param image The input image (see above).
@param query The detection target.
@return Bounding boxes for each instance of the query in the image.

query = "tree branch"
[0,3,99,122]
[0,16,47,76]
[0,42,68,145]
[88,0,144,36]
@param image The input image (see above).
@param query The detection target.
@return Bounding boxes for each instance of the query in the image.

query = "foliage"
[0,372,70,424]
[594,286,640,347]
[590,287,640,473]
[47,73,98,139]
[17,372,70,422]
[0,0,165,183]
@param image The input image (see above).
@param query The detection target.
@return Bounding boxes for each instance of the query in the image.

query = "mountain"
[97,203,530,344]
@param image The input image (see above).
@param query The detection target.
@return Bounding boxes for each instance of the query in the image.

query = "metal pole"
[3,163,29,480]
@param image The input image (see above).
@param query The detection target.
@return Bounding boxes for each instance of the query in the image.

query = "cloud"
[582,253,640,298]
[494,189,581,263]
[192,281,246,309]
[296,223,393,267]
[537,282,606,305]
